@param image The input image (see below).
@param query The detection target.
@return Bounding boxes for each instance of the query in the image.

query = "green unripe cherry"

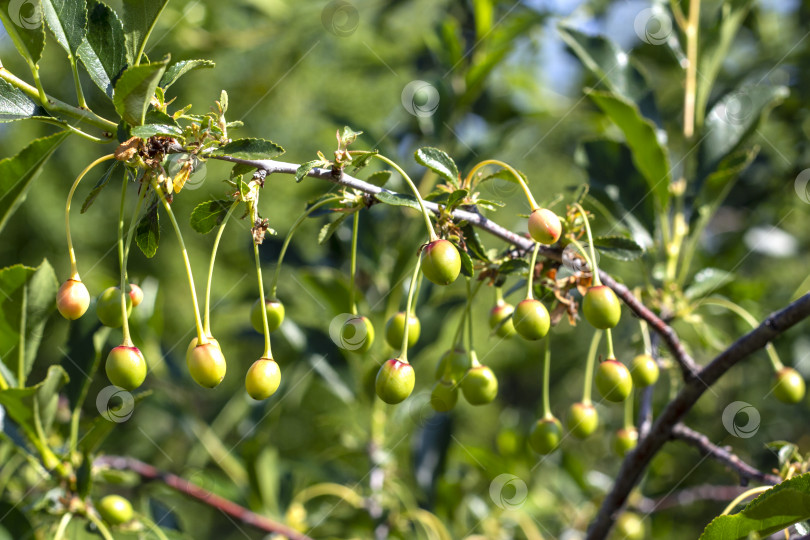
[434,348,469,381]
[375,358,415,404]
[612,512,645,540]
[613,427,639,457]
[489,301,516,338]
[97,494,133,525]
[57,279,90,320]
[513,298,550,341]
[95,286,132,328]
[421,239,461,286]
[245,357,281,400]
[127,283,144,307]
[250,298,285,333]
[773,367,806,404]
[186,342,227,388]
[430,379,458,412]
[582,285,621,329]
[461,365,498,405]
[630,354,659,388]
[338,315,375,353]
[595,359,633,402]
[385,311,420,349]
[566,402,599,439]
[528,208,562,245]
[105,345,147,390]
[529,416,562,454]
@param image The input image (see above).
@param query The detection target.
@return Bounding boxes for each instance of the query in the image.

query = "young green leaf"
[460,224,490,262]
[365,170,391,187]
[349,150,378,172]
[592,235,644,261]
[190,199,232,234]
[0,79,49,122]
[296,159,329,183]
[458,247,474,277]
[374,191,424,212]
[684,268,734,300]
[80,160,119,213]
[415,147,459,188]
[160,59,215,89]
[0,0,46,64]
[42,0,87,57]
[319,214,348,245]
[135,197,159,257]
[113,60,168,126]
[122,0,169,65]
[0,366,69,445]
[498,258,529,276]
[131,122,182,139]
[77,0,126,97]
[211,138,285,160]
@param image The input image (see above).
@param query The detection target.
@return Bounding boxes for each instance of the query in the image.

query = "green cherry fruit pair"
[773,367,806,404]
[375,358,415,404]
[595,359,633,402]
[434,348,469,382]
[567,402,599,439]
[421,239,461,286]
[630,354,659,388]
[245,357,281,400]
[611,512,645,540]
[97,494,133,525]
[528,208,562,245]
[529,416,562,455]
[489,301,516,338]
[385,311,420,349]
[613,427,639,457]
[186,342,227,388]
[461,365,498,405]
[57,279,91,320]
[430,380,458,412]
[339,315,375,353]
[250,298,286,333]
[96,287,133,328]
[513,299,550,341]
[106,345,147,390]
[582,285,621,329]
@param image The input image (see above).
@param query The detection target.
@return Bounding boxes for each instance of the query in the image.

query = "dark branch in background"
[633,484,752,513]
[94,456,314,540]
[671,424,781,485]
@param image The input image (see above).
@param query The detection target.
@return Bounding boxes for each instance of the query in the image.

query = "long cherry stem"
[624,388,634,429]
[582,331,602,405]
[526,242,540,300]
[204,201,239,335]
[117,180,132,346]
[349,210,360,315]
[374,154,437,241]
[541,335,552,419]
[253,240,272,359]
[400,256,423,362]
[573,203,601,286]
[464,159,538,210]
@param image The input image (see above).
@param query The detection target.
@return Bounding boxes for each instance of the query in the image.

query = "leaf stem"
[582,330,602,405]
[85,510,114,540]
[464,159,538,209]
[720,485,771,516]
[118,178,132,346]
[400,256,423,362]
[375,155,437,241]
[605,328,616,359]
[68,56,88,109]
[54,512,72,540]
[204,201,239,335]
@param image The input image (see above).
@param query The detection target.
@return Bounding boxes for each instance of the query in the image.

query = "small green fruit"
[612,512,645,540]
[105,345,147,390]
[489,301,516,338]
[613,427,639,457]
[582,285,621,329]
[528,208,562,245]
[251,298,285,333]
[97,494,133,525]
[245,357,281,400]
[375,358,415,404]
[461,365,498,405]
[529,416,562,454]
[630,354,659,388]
[338,315,375,353]
[513,298,550,341]
[95,286,132,328]
[566,402,599,439]
[57,279,90,320]
[595,359,633,402]
[434,348,469,381]
[385,311,420,349]
[186,342,227,388]
[421,239,461,286]
[773,367,805,404]
[430,380,458,412]
[127,283,144,307]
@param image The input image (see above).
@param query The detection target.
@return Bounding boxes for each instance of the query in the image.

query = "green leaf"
[121,0,168,65]
[190,199,232,234]
[699,85,788,178]
[338,126,362,147]
[415,147,459,188]
[447,189,468,208]
[113,60,167,126]
[159,59,215,89]
[0,0,46,64]
[318,214,348,245]
[42,0,87,56]
[77,0,127,98]
[0,132,68,235]
[135,196,159,257]
[587,90,671,208]
[211,138,285,160]
[498,258,529,277]
[684,269,735,300]
[461,224,490,262]
[458,247,474,277]
[295,159,328,183]
[693,147,757,213]
[0,261,58,384]
[130,122,182,138]
[374,191,423,212]
[0,365,68,445]
[81,390,152,454]
[592,235,643,261]
[349,150,378,172]
[80,160,119,213]
[0,78,49,122]
[365,170,391,187]
[700,473,810,540]
[0,501,34,539]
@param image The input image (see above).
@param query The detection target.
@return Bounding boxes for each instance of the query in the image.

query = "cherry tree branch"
[94,456,313,540]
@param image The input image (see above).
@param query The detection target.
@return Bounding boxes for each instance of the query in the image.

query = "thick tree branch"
[587,293,810,539]
[671,423,781,485]
[94,456,313,540]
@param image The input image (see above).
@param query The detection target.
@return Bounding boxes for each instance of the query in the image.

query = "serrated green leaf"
[0,366,69,446]
[498,259,529,276]
[190,199,231,234]
[0,78,49,122]
[295,160,328,183]
[122,0,168,65]
[80,160,118,213]
[318,214,348,245]
[230,162,255,179]
[159,59,214,89]
[447,189,468,208]
[365,170,391,187]
[461,224,490,262]
[131,122,182,138]
[458,248,474,277]
[685,269,734,300]
[699,473,810,540]
[77,0,126,98]
[211,138,285,160]
[587,90,671,208]
[473,198,504,210]
[0,132,68,234]
[478,167,526,186]
[592,235,643,261]
[42,0,87,56]
[0,0,46,64]
[113,60,167,126]
[415,147,459,188]
[374,191,424,212]
[349,150,377,172]
[135,197,159,257]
